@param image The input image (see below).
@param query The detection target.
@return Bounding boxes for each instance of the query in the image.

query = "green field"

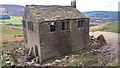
[0,25,23,48]
[100,23,119,33]
[0,16,22,24]
[1,25,23,35]
[90,22,119,33]
[0,16,23,36]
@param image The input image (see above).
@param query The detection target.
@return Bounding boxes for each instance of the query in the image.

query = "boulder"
[97,34,107,46]
[89,34,107,50]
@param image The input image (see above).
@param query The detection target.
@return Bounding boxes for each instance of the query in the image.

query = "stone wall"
[39,19,89,62]
[23,8,89,63]
[71,19,85,51]
[39,21,71,62]
[69,18,89,51]
[23,8,40,54]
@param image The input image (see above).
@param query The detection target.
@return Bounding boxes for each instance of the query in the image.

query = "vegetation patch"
[64,50,95,66]
[1,25,23,43]
[1,25,23,35]
[0,16,22,25]
[0,57,6,68]
[100,23,119,33]
[90,23,119,33]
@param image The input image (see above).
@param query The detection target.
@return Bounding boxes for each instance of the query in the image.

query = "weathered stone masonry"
[22,0,89,64]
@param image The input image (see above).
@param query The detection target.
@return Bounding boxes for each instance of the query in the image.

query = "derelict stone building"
[22,0,89,64]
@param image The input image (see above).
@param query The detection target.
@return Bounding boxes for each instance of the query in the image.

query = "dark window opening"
[81,20,84,27]
[50,22,55,32]
[78,20,84,28]
[22,20,26,28]
[62,22,65,30]
[78,20,80,28]
[66,21,69,29]
[28,21,34,31]
[62,21,69,30]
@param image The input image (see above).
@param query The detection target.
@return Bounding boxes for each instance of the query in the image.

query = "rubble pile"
[1,46,28,66]
[43,57,68,66]
[88,34,107,50]
[98,43,118,66]
[1,34,109,67]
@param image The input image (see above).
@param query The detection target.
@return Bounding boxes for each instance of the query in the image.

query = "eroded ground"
[90,31,119,66]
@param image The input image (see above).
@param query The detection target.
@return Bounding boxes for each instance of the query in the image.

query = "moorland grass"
[0,16,22,25]
[90,22,119,33]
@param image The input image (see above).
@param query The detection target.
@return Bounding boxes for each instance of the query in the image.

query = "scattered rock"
[26,62,32,65]
[3,54,8,57]
[51,62,56,65]
[33,63,41,66]
[65,56,69,59]
[61,58,66,62]
[71,55,74,59]
[31,60,35,64]
[65,61,68,64]
[2,34,111,66]
[86,52,90,54]
[71,59,75,63]
[90,51,93,53]
[46,63,52,66]
[6,61,10,64]
[55,59,62,63]
[11,61,15,66]
[17,63,22,66]
[89,34,107,50]
[6,56,10,61]
[17,59,22,63]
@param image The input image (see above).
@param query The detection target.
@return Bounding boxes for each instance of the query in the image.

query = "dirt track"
[2,35,23,42]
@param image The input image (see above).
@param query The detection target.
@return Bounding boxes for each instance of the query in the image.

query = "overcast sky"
[1,0,119,11]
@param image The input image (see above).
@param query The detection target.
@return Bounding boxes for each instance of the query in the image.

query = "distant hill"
[83,11,118,23]
[0,4,25,16]
[0,4,119,23]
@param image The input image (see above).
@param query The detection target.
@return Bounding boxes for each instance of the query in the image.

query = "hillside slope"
[0,4,25,16]
[83,11,118,23]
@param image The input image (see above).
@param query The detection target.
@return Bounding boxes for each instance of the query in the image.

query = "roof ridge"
[26,5,89,22]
